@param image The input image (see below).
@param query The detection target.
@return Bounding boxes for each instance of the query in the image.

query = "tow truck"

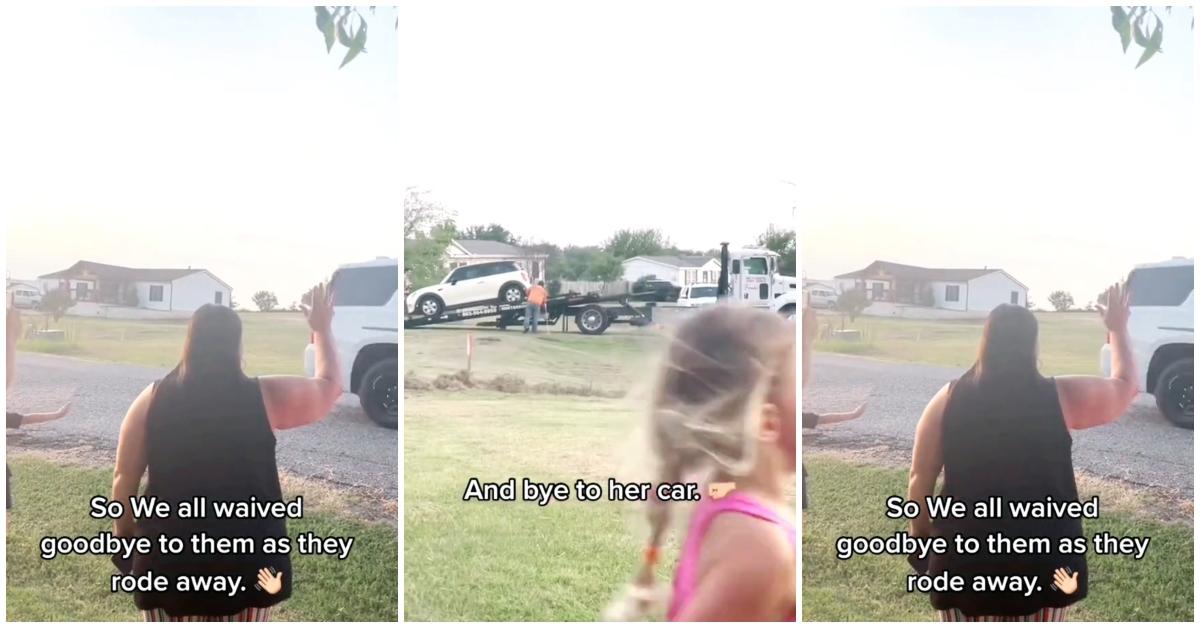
[403,241,796,334]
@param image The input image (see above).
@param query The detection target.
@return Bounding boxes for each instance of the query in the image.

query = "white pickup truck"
[1101,257,1193,428]
[305,257,398,429]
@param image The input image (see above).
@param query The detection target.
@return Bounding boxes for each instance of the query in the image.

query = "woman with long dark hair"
[906,281,1138,621]
[111,283,342,621]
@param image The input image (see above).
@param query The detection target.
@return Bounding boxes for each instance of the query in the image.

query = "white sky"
[799,7,1196,306]
[2,7,398,305]
[397,1,800,251]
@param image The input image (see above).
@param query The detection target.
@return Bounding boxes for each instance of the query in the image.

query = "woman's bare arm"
[260,282,342,430]
[908,384,949,537]
[675,514,794,620]
[112,385,153,538]
[1057,281,1138,430]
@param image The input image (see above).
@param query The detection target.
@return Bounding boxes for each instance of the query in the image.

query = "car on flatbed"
[306,257,398,429]
[405,261,530,318]
[1101,257,1193,428]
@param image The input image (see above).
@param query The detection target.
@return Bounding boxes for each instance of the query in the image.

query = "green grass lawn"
[815,311,1105,375]
[404,390,670,621]
[5,456,397,621]
[16,312,309,375]
[802,456,1193,621]
[404,325,667,390]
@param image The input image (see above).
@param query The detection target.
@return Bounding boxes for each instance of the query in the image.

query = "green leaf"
[1135,17,1163,68]
[337,14,352,47]
[316,6,335,53]
[339,21,368,68]
[1111,6,1132,52]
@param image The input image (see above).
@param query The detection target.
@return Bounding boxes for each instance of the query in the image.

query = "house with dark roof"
[621,255,721,287]
[445,239,549,283]
[38,260,233,312]
[834,260,1027,312]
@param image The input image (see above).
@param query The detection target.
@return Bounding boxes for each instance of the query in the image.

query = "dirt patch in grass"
[406,370,624,398]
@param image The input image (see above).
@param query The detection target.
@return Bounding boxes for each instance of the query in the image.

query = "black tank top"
[132,368,292,615]
[928,371,1086,616]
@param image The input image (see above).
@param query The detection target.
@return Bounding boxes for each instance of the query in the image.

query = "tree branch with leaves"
[1110,6,1192,69]
[315,6,390,69]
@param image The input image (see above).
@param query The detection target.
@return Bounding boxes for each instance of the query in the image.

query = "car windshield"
[332,265,398,306]
[689,286,717,298]
[1129,265,1194,307]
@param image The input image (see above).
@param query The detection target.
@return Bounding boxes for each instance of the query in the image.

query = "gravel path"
[6,353,397,499]
[804,353,1193,498]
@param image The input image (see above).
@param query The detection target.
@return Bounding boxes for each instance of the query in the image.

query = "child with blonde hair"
[606,304,796,621]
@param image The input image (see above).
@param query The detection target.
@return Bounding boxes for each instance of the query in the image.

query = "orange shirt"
[527,285,549,306]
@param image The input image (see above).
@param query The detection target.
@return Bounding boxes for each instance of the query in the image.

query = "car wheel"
[1155,358,1193,429]
[500,283,525,305]
[417,295,443,318]
[779,304,796,320]
[575,306,610,335]
[358,358,398,429]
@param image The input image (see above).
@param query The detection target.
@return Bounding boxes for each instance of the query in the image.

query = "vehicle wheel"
[575,306,610,335]
[500,283,526,305]
[1154,358,1193,429]
[416,295,443,318]
[779,304,796,320]
[358,358,398,429]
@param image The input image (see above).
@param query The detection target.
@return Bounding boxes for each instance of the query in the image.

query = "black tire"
[575,306,610,335]
[1154,358,1193,429]
[779,304,796,319]
[358,358,398,429]
[500,283,526,305]
[416,295,443,318]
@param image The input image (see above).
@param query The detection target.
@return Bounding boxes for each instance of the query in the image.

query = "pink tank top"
[667,490,796,621]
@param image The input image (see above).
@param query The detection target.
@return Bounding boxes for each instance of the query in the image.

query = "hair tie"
[643,545,660,566]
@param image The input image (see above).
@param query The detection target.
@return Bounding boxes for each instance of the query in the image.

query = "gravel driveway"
[6,353,397,499]
[804,353,1194,497]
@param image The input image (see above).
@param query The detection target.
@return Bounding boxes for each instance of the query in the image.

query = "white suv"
[1101,257,1193,428]
[405,261,530,317]
[305,257,398,429]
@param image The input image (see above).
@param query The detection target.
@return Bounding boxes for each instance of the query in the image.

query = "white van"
[305,258,398,428]
[1101,257,1193,428]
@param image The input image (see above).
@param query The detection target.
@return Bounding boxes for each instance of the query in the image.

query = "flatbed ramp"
[404,292,655,335]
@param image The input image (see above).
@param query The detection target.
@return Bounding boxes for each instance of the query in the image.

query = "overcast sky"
[397,1,800,252]
[3,7,397,305]
[799,6,1195,305]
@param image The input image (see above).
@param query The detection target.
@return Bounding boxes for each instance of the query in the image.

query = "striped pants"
[142,606,274,622]
[939,606,1070,622]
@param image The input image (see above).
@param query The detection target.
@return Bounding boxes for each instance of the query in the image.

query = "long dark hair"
[972,303,1040,383]
[178,304,244,383]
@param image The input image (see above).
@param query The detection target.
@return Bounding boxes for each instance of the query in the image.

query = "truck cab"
[717,243,796,318]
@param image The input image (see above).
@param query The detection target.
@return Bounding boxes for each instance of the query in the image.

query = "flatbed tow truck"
[404,242,795,333]
[404,290,656,335]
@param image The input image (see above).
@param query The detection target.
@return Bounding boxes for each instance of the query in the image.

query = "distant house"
[38,261,232,312]
[445,239,549,283]
[834,260,1027,312]
[622,255,721,287]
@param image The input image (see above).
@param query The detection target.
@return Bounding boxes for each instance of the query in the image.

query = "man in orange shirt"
[524,280,549,334]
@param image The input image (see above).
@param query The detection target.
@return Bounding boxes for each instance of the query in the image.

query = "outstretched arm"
[19,402,71,425]
[260,281,342,430]
[1057,281,1138,430]
[815,402,867,425]
[908,384,948,538]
